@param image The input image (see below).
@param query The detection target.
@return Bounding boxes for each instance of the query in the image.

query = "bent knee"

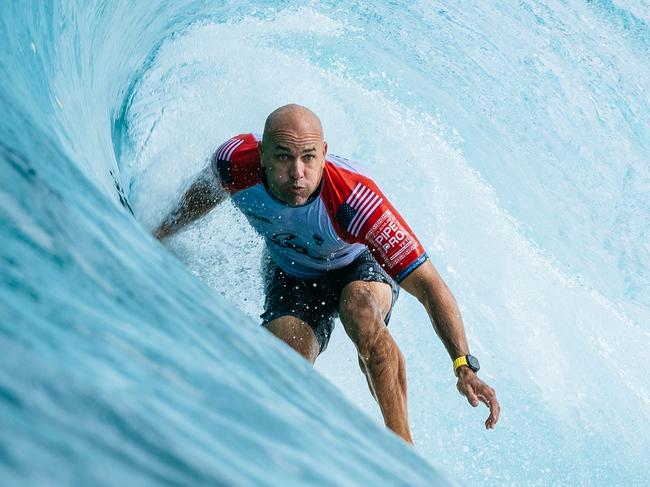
[340,283,385,326]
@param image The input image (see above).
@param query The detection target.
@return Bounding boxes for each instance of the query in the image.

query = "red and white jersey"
[211,133,428,282]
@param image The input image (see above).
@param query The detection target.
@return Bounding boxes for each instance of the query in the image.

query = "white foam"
[122,6,650,481]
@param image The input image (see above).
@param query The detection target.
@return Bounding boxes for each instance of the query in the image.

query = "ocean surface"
[1,1,649,485]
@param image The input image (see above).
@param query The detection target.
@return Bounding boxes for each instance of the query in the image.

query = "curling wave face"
[1,1,649,485]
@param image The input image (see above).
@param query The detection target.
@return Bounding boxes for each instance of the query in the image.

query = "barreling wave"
[1,1,648,485]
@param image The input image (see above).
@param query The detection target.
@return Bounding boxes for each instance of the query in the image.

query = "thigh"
[333,249,399,324]
[260,259,339,353]
[339,280,394,346]
[263,316,320,364]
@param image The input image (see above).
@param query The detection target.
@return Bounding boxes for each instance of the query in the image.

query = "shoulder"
[211,133,262,194]
[322,154,427,281]
[322,153,375,196]
[322,155,384,236]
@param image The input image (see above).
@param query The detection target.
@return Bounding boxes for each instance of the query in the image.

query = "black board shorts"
[260,249,399,353]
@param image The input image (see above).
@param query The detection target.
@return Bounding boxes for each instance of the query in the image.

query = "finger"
[487,397,501,429]
[477,389,500,429]
[458,382,479,407]
[485,404,500,429]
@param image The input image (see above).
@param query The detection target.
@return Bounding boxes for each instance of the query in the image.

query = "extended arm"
[153,166,225,240]
[400,260,500,428]
[400,260,469,358]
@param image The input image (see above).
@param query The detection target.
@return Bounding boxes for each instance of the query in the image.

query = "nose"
[288,159,304,181]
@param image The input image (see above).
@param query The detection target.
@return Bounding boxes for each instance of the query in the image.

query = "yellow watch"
[453,354,480,375]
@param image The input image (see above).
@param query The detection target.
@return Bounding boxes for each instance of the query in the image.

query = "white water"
[122,5,650,483]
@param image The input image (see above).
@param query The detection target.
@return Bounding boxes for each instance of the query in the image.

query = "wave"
[2,1,649,485]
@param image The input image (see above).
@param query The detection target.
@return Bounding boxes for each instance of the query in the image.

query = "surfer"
[154,104,500,443]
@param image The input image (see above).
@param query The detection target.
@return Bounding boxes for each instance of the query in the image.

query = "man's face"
[260,124,327,206]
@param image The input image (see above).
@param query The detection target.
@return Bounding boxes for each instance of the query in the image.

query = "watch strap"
[453,356,468,372]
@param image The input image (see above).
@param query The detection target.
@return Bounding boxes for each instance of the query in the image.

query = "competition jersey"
[211,133,428,282]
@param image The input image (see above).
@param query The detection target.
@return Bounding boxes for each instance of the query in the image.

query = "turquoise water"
[2,1,649,485]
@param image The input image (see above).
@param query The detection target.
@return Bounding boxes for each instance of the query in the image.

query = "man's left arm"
[400,260,501,429]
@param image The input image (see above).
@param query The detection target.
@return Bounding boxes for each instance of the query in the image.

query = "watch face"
[467,354,480,372]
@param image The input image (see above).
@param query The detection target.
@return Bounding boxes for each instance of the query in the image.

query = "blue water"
[2,1,649,485]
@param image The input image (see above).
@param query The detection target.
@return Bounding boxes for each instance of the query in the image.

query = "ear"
[322,141,328,156]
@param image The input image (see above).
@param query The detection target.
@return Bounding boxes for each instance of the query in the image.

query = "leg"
[357,355,378,402]
[339,281,413,444]
[260,255,338,362]
[263,316,321,365]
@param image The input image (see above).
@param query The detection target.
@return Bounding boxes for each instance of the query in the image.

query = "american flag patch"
[216,137,244,162]
[341,183,384,237]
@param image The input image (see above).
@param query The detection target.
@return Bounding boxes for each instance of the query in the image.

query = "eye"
[276,154,290,161]
[304,154,315,161]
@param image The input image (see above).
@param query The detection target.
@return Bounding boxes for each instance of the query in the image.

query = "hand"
[456,367,500,429]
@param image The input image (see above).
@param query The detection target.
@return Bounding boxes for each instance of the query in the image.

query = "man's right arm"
[153,166,226,240]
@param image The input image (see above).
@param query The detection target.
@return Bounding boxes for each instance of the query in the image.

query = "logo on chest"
[269,233,327,261]
[243,210,271,224]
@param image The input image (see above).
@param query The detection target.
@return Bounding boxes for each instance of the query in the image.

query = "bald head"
[262,104,324,150]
